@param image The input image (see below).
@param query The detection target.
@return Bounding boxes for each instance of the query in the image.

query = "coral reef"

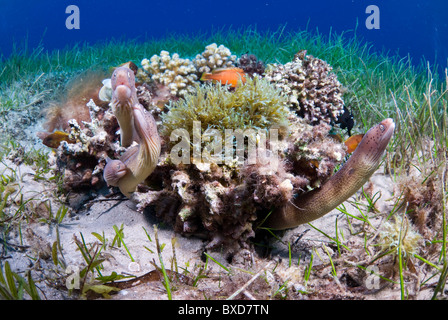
[41,45,348,252]
[138,43,237,98]
[265,50,345,125]
[132,112,346,251]
[132,75,346,251]
[140,51,198,97]
[193,43,237,74]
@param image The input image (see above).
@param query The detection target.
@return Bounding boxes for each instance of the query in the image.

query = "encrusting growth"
[104,67,161,197]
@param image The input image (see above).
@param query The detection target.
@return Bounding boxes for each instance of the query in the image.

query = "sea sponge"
[140,51,198,97]
[265,50,345,125]
[193,43,237,73]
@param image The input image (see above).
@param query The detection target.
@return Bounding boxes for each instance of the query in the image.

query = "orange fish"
[344,134,364,154]
[41,131,76,148]
[200,68,246,87]
[309,159,320,169]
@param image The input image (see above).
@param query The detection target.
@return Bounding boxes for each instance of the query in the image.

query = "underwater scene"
[0,1,447,302]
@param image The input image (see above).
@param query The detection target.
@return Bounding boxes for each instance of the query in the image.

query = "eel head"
[356,118,395,169]
[111,67,135,103]
[103,158,128,187]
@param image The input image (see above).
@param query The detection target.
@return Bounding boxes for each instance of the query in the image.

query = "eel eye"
[379,124,385,132]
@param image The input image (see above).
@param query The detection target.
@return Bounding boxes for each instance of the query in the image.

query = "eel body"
[116,104,161,197]
[265,118,395,230]
[104,67,161,197]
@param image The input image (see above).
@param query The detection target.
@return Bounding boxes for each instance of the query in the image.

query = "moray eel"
[265,118,395,230]
[110,67,139,148]
[115,104,161,197]
[103,157,128,187]
[104,104,161,197]
[104,67,161,197]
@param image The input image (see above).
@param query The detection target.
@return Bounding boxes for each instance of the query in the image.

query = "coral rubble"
[55,99,119,190]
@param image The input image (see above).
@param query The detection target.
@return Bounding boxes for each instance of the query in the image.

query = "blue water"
[1,0,447,76]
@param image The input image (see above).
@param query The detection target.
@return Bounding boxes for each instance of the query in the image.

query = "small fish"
[344,134,365,154]
[336,106,354,136]
[200,68,246,87]
[328,131,343,143]
[309,159,320,169]
[41,131,76,148]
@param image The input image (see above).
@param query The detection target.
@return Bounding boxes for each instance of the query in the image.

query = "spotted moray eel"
[265,118,395,230]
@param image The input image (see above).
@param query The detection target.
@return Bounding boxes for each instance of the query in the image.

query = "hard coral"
[193,43,237,74]
[237,54,266,77]
[265,50,345,125]
[140,51,198,97]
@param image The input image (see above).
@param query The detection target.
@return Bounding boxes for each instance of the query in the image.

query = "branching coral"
[237,54,266,77]
[193,43,237,74]
[140,51,198,97]
[265,50,345,125]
